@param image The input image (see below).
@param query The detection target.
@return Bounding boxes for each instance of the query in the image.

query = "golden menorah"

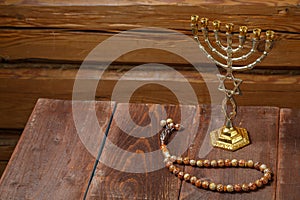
[191,16,275,151]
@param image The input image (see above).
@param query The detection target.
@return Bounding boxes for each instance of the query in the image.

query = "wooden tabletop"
[0,99,299,200]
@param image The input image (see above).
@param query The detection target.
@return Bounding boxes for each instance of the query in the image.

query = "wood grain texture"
[0,0,298,6]
[0,67,299,129]
[179,106,279,200]
[276,109,300,200]
[0,99,115,200]
[0,29,298,68]
[85,103,200,199]
[0,3,299,68]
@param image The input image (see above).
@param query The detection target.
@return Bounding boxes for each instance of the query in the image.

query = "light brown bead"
[184,173,191,181]
[224,159,231,167]
[183,157,190,165]
[202,181,209,189]
[248,182,257,191]
[211,160,217,167]
[178,171,184,180]
[255,179,263,188]
[196,160,203,167]
[170,155,177,162]
[166,118,173,124]
[190,159,196,166]
[231,159,238,167]
[247,160,254,168]
[254,162,262,170]
[174,124,181,131]
[264,168,272,174]
[176,157,183,164]
[242,183,249,192]
[223,185,227,192]
[169,165,175,172]
[216,184,223,192]
[227,185,234,192]
[234,184,242,192]
[203,160,210,167]
[260,177,269,184]
[209,183,216,191]
[195,180,202,187]
[217,159,225,167]
[173,167,180,175]
[190,176,197,184]
[259,164,267,172]
[238,159,245,167]
[264,172,272,180]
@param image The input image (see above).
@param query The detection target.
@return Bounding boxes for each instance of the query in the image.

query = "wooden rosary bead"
[224,159,231,167]
[226,185,234,192]
[242,184,249,192]
[176,157,183,164]
[234,184,242,192]
[216,184,224,192]
[195,179,202,188]
[209,183,216,191]
[183,157,190,165]
[196,160,203,167]
[177,171,184,180]
[190,176,197,184]
[248,182,257,191]
[202,181,209,189]
[203,160,210,167]
[190,159,196,166]
[211,160,217,167]
[217,159,225,167]
[160,119,273,194]
[231,159,238,167]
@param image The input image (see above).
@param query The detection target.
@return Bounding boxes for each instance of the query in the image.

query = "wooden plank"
[276,109,300,200]
[0,29,298,68]
[179,106,279,199]
[0,67,299,129]
[0,2,299,68]
[0,99,115,199]
[0,0,298,6]
[85,103,200,199]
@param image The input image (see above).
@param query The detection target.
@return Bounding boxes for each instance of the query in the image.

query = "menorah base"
[210,126,250,151]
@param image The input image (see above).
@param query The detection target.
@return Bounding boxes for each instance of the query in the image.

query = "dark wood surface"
[277,109,300,200]
[0,99,115,199]
[0,99,299,200]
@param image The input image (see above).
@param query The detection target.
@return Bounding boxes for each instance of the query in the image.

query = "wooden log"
[179,106,279,199]
[0,29,298,68]
[0,99,115,199]
[85,103,200,199]
[0,1,299,68]
[276,109,300,200]
[0,66,299,129]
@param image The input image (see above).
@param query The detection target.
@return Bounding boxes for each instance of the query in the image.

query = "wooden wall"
[0,0,299,176]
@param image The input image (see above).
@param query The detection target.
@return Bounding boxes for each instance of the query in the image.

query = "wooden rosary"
[159,118,273,193]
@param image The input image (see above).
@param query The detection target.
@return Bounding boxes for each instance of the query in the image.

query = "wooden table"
[0,99,299,200]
